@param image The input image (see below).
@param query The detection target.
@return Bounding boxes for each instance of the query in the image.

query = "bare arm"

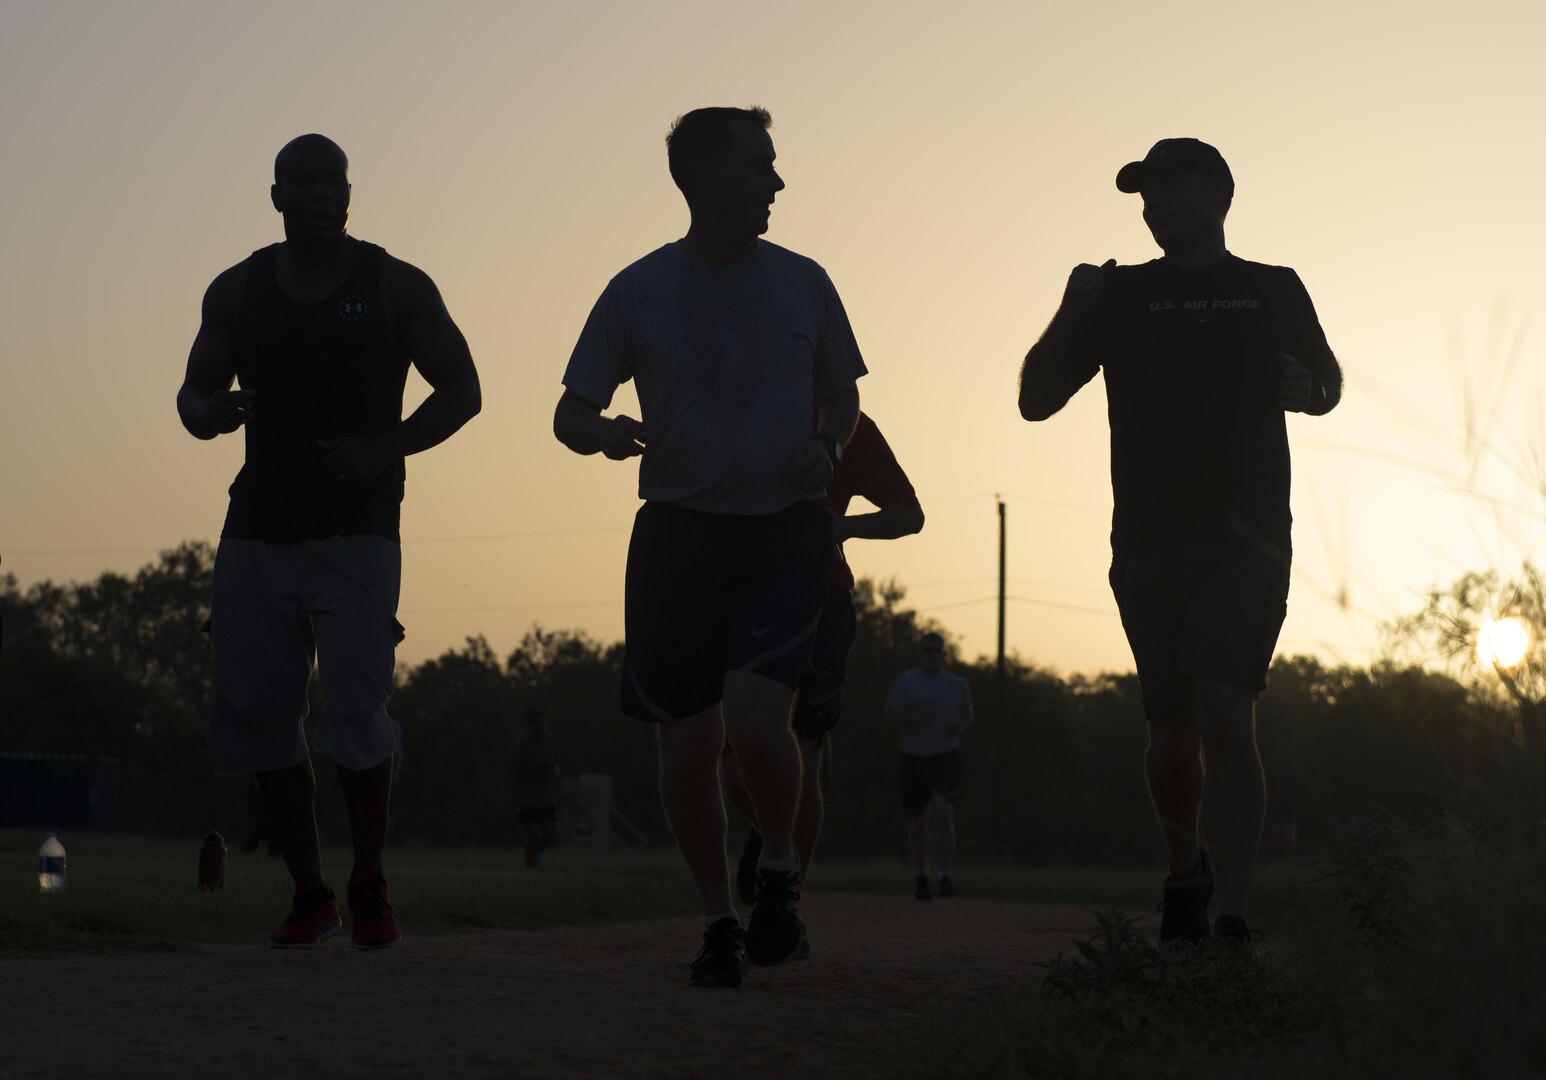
[177,266,253,440]
[552,388,646,459]
[794,386,862,492]
[838,503,924,542]
[316,259,482,485]
[1018,260,1113,422]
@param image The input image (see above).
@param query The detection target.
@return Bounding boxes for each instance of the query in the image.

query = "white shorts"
[208,536,402,775]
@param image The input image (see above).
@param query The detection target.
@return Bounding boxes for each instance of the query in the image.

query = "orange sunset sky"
[3,0,1544,676]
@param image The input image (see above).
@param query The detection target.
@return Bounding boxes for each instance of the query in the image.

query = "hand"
[317,436,394,486]
[1276,352,1313,412]
[201,389,255,435]
[1062,259,1116,312]
[597,415,646,460]
[792,436,834,493]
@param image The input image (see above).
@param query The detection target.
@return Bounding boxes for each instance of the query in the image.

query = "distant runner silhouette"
[555,106,865,987]
[177,133,481,950]
[1018,138,1342,954]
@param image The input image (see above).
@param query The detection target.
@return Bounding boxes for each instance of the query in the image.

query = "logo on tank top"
[339,296,369,321]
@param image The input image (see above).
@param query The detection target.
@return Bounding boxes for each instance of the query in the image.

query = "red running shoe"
[347,873,402,950]
[269,885,342,948]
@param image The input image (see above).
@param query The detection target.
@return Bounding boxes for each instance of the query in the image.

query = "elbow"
[1018,393,1055,422]
[903,504,925,536]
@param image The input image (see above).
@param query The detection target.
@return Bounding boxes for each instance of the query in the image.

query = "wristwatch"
[814,432,843,466]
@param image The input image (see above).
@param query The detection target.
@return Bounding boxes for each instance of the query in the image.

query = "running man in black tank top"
[177,134,481,950]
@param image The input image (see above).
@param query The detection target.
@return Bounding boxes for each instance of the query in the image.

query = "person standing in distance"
[178,134,481,949]
[554,106,865,987]
[726,410,924,905]
[1018,138,1342,952]
[511,708,561,868]
[885,631,972,900]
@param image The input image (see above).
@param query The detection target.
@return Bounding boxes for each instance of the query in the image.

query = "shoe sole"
[351,930,403,951]
[269,915,343,949]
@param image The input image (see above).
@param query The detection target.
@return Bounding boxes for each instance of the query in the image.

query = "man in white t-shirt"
[884,631,973,900]
[554,106,865,987]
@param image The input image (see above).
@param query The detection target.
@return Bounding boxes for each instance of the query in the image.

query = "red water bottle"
[199,831,226,890]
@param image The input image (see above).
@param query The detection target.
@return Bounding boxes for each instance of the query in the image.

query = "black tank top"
[222,241,411,542]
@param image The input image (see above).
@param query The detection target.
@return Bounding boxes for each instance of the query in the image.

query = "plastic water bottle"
[38,834,66,892]
[198,831,227,891]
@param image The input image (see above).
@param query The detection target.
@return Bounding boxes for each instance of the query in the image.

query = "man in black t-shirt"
[177,134,481,950]
[1018,138,1341,953]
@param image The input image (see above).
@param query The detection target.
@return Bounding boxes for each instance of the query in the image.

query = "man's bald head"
[274,134,348,184]
[270,134,351,244]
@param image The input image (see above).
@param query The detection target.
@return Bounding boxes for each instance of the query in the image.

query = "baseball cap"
[1115,139,1234,194]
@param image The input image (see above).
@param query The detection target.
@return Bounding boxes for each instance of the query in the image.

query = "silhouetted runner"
[555,106,865,988]
[511,708,560,868]
[177,133,481,950]
[723,411,924,904]
[1018,138,1342,954]
[885,631,972,901]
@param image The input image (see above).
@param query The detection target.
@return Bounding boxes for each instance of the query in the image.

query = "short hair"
[525,708,545,725]
[920,632,944,648]
[665,106,772,194]
[273,133,347,184]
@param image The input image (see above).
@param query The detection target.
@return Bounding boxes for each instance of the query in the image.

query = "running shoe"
[914,873,932,902]
[268,884,342,948]
[346,873,402,950]
[937,874,957,899]
[690,917,748,988]
[736,829,763,908]
[746,866,804,966]
[1158,850,1214,958]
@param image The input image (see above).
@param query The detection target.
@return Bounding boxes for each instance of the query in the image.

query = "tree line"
[1,543,1532,863]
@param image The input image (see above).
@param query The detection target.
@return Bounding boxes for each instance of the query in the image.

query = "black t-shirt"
[223,242,411,543]
[1068,255,1339,559]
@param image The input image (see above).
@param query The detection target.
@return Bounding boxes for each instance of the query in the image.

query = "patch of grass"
[894,896,1357,1080]
[0,831,697,952]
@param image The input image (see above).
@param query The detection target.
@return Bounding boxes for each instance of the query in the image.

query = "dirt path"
[4,892,1117,1078]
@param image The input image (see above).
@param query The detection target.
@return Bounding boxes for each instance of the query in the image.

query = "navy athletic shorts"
[792,588,858,743]
[1108,540,1290,722]
[621,500,834,723]
[899,750,962,818]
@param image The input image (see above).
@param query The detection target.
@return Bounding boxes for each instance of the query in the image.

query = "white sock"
[705,909,739,929]
[757,851,800,875]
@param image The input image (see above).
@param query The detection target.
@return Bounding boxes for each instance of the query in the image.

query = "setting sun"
[1477,617,1531,669]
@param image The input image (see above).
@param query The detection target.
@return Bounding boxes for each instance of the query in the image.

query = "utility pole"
[992,496,1007,856]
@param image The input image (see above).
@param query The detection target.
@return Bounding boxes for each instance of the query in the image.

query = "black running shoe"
[937,874,957,899]
[914,873,932,902]
[1212,913,1262,949]
[746,866,803,966]
[690,917,748,988]
[736,829,763,908]
[1158,850,1214,959]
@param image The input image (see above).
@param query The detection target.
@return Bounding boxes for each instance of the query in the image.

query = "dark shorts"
[792,589,858,743]
[517,805,558,824]
[1109,540,1290,723]
[621,500,835,723]
[899,750,962,818]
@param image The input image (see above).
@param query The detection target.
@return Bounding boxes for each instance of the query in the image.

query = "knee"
[660,717,725,771]
[1194,680,1257,751]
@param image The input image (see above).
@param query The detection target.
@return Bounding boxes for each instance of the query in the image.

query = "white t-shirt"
[563,239,867,515]
[886,669,973,757]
